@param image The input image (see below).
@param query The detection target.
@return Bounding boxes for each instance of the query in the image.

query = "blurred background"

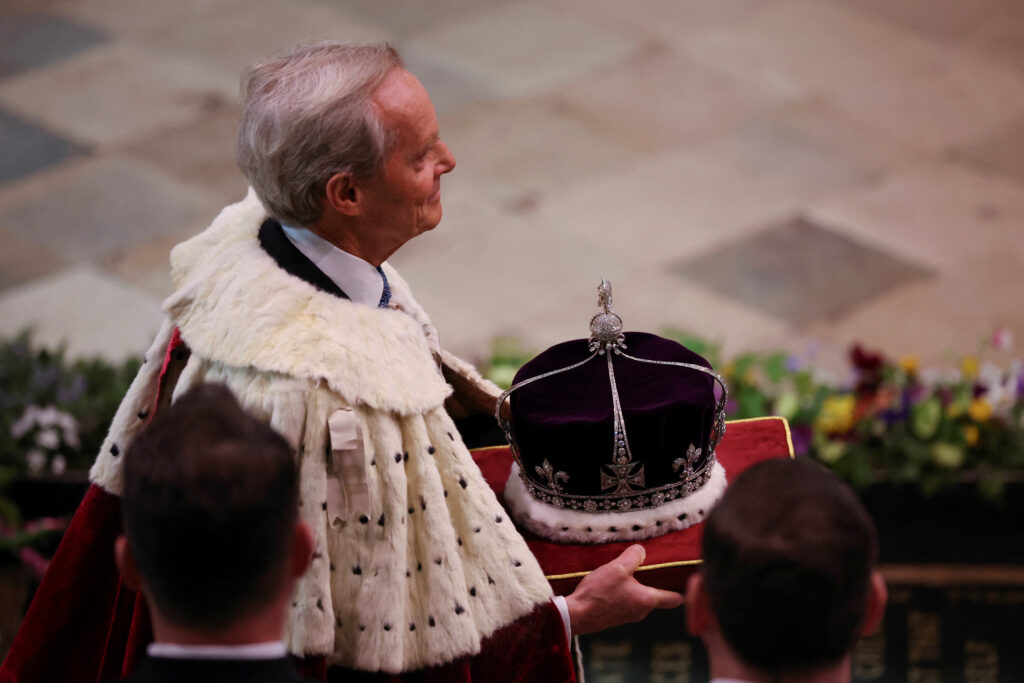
[2,0,1023,679]
[2,0,1023,367]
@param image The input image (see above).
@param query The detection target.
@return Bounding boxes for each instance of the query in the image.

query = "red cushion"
[473,417,794,594]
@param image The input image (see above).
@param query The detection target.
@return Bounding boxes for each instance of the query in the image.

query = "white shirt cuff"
[553,595,571,642]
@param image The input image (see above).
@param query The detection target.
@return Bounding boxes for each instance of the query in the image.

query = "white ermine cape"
[89,191,553,673]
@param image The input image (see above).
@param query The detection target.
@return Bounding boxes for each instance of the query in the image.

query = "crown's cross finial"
[597,277,612,312]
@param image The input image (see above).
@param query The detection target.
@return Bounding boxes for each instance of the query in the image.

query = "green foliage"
[0,331,139,481]
[0,332,138,564]
[483,331,1024,501]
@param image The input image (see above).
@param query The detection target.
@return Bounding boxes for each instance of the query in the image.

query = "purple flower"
[56,373,86,404]
[29,365,59,393]
[790,425,812,456]
[881,391,910,425]
[786,355,802,372]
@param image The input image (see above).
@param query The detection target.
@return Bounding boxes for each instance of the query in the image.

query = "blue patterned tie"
[377,266,391,307]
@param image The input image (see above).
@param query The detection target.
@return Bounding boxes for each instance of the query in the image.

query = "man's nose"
[438,142,456,174]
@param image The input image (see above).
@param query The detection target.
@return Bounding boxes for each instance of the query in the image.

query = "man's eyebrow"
[421,132,440,151]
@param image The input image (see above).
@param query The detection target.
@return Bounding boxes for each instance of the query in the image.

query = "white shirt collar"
[280,224,385,307]
[147,641,287,660]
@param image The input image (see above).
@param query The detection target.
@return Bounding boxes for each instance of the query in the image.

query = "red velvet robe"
[0,331,576,683]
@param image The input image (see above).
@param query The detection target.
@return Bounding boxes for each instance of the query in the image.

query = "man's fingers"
[644,586,685,609]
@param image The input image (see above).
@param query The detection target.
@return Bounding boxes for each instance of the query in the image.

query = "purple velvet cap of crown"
[508,331,717,502]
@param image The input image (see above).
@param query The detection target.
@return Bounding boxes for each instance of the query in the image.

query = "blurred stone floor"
[1,0,1023,374]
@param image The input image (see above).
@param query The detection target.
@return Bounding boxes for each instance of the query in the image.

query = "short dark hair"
[701,458,878,673]
[122,383,298,630]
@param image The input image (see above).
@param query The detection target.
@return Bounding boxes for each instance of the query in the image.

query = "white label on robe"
[326,408,369,525]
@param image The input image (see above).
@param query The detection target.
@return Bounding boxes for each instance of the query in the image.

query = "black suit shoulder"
[119,655,315,683]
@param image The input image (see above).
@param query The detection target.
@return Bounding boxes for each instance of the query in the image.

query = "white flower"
[25,449,47,474]
[50,455,67,475]
[10,405,79,446]
[36,406,63,427]
[918,367,943,389]
[11,405,43,439]
[36,429,60,450]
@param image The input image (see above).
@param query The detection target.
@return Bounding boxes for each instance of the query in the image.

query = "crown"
[496,280,729,543]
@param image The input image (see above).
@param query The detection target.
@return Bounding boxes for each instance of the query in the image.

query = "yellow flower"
[815,395,856,434]
[818,440,848,464]
[899,355,920,375]
[963,424,980,447]
[962,355,979,379]
[931,443,965,470]
[968,398,993,423]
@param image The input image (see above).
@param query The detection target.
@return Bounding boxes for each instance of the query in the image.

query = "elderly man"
[684,458,888,683]
[1,43,679,682]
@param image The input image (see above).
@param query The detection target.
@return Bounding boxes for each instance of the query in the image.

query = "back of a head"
[701,458,878,674]
[122,383,298,631]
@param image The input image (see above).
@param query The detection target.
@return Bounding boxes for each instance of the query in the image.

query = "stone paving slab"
[325,0,511,39]
[0,157,224,263]
[533,116,869,268]
[953,116,1024,186]
[683,0,1024,152]
[0,105,86,184]
[830,0,1018,41]
[962,7,1024,74]
[553,46,787,153]
[754,98,923,184]
[53,0,247,36]
[559,0,769,46]
[804,246,1024,368]
[400,47,502,116]
[673,215,933,327]
[0,226,65,292]
[117,106,249,207]
[0,265,163,361]
[143,0,390,79]
[0,41,238,146]
[810,162,1024,271]
[439,98,639,209]
[405,1,642,98]
[0,11,108,78]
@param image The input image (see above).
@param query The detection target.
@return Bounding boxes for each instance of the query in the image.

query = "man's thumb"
[613,544,646,573]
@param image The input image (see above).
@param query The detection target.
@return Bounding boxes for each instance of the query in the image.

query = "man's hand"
[564,545,684,635]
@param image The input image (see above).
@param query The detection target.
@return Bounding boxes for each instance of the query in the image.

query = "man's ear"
[325,172,360,217]
[114,535,142,592]
[861,570,888,635]
[684,571,713,637]
[290,521,315,578]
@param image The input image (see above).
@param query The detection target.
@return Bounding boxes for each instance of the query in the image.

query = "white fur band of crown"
[503,461,727,544]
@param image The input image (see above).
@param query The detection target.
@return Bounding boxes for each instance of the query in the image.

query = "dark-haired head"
[118,383,304,632]
[689,457,886,677]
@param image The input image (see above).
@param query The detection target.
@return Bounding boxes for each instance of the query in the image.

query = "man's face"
[359,69,455,245]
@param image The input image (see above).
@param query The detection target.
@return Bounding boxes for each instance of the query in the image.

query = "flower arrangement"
[0,332,139,575]
[483,330,1024,500]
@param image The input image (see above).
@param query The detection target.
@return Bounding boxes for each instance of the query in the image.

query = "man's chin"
[418,207,443,234]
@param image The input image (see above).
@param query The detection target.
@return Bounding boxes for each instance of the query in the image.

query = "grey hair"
[236,42,404,227]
